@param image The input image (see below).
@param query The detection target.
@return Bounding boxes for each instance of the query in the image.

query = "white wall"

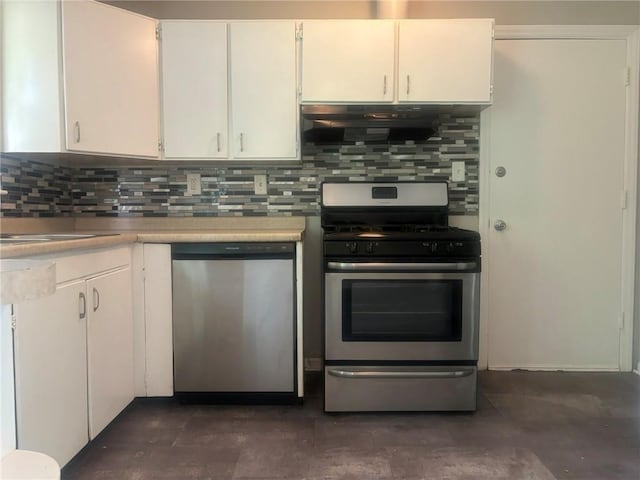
[103,0,640,24]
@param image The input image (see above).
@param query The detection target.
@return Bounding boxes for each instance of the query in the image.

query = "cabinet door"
[161,22,228,159]
[230,22,298,159]
[13,281,88,468]
[62,0,159,157]
[86,268,134,439]
[398,20,494,103]
[301,20,395,103]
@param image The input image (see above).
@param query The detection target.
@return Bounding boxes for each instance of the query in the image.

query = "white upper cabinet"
[62,0,159,156]
[159,20,298,160]
[300,19,494,105]
[1,0,159,157]
[230,22,298,159]
[161,22,228,159]
[300,20,395,103]
[398,19,494,103]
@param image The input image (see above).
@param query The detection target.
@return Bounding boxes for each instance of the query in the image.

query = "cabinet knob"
[240,133,244,153]
[74,121,81,143]
[406,75,410,96]
[216,132,221,153]
[383,75,387,95]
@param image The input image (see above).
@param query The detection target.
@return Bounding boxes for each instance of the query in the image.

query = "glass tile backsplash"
[0,113,479,217]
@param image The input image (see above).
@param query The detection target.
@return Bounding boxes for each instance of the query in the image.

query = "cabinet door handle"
[93,287,100,312]
[383,75,387,95]
[216,132,221,152]
[79,292,86,319]
[240,133,244,153]
[74,121,81,143]
[406,75,410,96]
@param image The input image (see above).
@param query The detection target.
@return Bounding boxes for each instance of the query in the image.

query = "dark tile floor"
[62,371,640,480]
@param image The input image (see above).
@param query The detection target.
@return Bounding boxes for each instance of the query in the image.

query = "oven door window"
[342,279,463,341]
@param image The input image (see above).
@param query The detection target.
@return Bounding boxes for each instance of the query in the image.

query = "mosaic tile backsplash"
[1,113,479,217]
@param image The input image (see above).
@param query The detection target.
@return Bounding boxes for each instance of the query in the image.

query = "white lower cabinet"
[13,281,88,468]
[86,269,134,439]
[13,248,133,467]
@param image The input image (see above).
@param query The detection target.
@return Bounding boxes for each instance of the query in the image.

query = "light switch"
[186,173,201,195]
[451,161,466,182]
[254,175,267,195]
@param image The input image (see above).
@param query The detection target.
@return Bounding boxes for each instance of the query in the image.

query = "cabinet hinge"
[490,84,494,95]
[156,24,161,41]
[296,24,303,40]
[620,190,628,210]
[158,140,164,153]
[619,312,625,331]
[10,307,16,331]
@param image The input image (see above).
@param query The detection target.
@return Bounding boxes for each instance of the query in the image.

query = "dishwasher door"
[172,243,295,397]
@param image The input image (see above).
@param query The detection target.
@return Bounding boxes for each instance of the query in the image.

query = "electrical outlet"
[254,174,267,195]
[451,161,466,182]
[186,173,201,195]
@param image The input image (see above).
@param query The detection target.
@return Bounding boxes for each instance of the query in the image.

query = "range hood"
[301,105,439,144]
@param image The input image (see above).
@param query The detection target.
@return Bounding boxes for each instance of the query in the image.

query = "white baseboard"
[488,365,620,372]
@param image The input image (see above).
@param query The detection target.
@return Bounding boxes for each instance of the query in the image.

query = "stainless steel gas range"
[321,181,481,412]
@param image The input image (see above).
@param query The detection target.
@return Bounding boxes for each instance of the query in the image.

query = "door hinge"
[624,67,630,87]
[156,24,161,41]
[618,312,625,331]
[620,190,628,210]
[296,23,303,40]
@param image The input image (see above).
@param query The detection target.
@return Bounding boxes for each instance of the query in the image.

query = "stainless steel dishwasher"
[171,243,296,403]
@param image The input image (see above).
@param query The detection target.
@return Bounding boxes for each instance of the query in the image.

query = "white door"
[486,39,627,370]
[87,268,134,439]
[62,0,158,157]
[230,22,298,159]
[161,21,228,159]
[13,281,88,467]
[398,19,493,103]
[300,20,395,103]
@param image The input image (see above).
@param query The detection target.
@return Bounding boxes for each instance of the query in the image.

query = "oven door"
[324,262,479,362]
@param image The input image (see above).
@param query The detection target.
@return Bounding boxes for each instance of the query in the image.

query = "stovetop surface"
[323,225,480,242]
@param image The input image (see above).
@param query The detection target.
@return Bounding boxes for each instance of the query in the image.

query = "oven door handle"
[327,261,477,272]
[327,368,475,379]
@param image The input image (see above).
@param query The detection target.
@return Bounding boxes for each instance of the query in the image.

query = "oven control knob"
[346,242,358,253]
[366,242,376,253]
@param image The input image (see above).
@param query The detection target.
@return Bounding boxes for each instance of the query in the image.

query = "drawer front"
[52,246,131,283]
[324,365,477,412]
